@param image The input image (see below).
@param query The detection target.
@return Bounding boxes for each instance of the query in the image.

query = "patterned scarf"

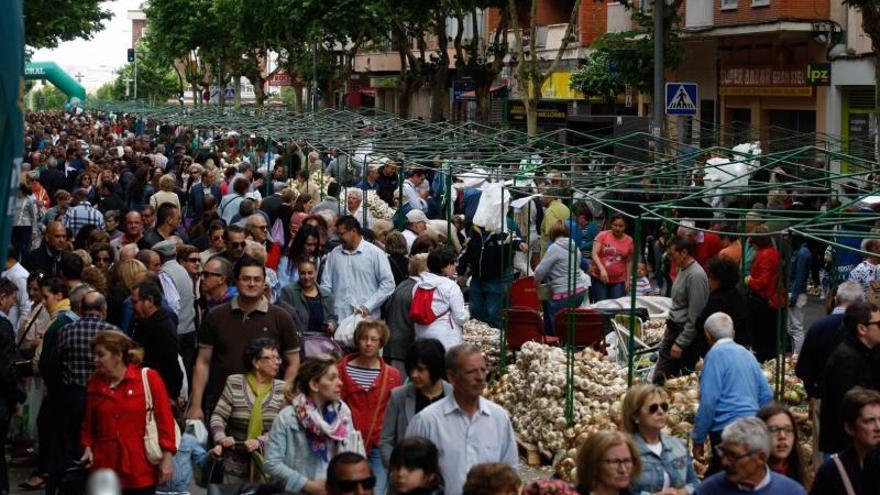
[291,392,350,461]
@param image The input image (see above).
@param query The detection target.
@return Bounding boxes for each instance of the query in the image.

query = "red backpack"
[409,287,449,325]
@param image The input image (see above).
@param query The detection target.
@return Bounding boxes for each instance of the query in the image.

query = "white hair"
[836,281,866,305]
[347,188,363,199]
[721,417,771,457]
[704,312,735,340]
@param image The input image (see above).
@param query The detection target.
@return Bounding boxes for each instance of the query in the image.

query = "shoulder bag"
[831,453,856,495]
[142,367,181,465]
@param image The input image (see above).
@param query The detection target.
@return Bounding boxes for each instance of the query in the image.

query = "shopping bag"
[334,313,363,349]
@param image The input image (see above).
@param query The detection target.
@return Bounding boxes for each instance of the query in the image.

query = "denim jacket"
[630,432,699,495]
[156,433,208,494]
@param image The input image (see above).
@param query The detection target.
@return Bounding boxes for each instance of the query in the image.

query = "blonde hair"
[117,259,147,290]
[243,241,267,265]
[354,319,390,348]
[73,249,92,267]
[576,431,641,490]
[91,330,143,365]
[408,253,429,276]
[158,174,176,191]
[620,384,667,434]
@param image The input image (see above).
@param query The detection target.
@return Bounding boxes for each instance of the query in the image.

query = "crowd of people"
[1,110,880,495]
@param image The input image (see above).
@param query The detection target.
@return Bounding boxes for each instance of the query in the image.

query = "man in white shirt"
[402,169,428,211]
[402,210,428,252]
[406,344,518,495]
[2,248,30,328]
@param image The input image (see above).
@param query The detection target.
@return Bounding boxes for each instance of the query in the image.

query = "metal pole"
[312,42,319,111]
[627,214,642,386]
[134,49,138,101]
[652,0,664,137]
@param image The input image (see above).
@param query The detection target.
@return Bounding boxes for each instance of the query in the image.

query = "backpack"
[409,287,449,325]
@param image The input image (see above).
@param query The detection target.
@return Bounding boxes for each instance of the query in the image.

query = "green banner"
[0,0,25,262]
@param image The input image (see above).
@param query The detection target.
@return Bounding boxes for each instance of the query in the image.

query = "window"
[751,0,770,6]
[721,0,738,10]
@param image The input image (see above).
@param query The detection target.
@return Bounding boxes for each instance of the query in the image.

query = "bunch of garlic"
[308,169,335,196]
[462,319,500,370]
[642,319,667,346]
[762,356,808,407]
[487,342,628,454]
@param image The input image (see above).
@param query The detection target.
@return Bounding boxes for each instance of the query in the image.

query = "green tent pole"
[627,214,642,386]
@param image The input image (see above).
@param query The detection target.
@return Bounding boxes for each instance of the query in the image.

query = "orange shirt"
[718,240,742,264]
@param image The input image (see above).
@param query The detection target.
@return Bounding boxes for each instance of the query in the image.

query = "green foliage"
[27,85,67,110]
[95,82,115,101]
[108,41,179,104]
[572,0,685,95]
[569,50,625,102]
[24,0,112,49]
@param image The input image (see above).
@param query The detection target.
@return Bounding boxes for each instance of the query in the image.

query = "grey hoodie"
[534,237,590,295]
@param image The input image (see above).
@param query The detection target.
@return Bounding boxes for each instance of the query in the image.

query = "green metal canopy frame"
[79,101,880,427]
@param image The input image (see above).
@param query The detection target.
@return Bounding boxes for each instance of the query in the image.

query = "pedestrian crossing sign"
[665,82,698,116]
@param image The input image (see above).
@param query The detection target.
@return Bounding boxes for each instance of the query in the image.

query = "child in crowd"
[635,262,659,296]
[156,418,209,495]
[389,437,444,495]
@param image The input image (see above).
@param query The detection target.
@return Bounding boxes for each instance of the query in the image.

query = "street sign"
[665,82,697,116]
[225,87,235,99]
[127,48,135,63]
[269,73,292,86]
[452,79,475,101]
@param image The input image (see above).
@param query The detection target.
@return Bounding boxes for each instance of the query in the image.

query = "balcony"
[685,0,713,29]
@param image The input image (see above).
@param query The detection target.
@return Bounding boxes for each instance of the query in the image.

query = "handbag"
[303,332,343,358]
[14,306,44,378]
[142,367,181,465]
[536,283,554,301]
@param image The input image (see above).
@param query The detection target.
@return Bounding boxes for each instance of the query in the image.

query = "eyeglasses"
[767,425,794,436]
[185,257,201,263]
[714,446,756,462]
[201,271,224,278]
[602,458,633,469]
[332,476,377,492]
[648,402,670,414]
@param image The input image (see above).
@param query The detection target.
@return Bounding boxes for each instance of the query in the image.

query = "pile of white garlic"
[362,190,395,220]
[486,342,628,455]
[462,319,500,370]
[641,319,666,346]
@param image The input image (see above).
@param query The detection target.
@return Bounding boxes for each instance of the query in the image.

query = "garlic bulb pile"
[362,190,395,220]
[486,342,627,455]
[761,356,808,407]
[308,169,335,195]
[641,319,666,346]
[462,320,500,370]
[664,374,701,440]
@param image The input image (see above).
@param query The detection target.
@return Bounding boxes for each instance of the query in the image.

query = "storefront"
[718,64,829,152]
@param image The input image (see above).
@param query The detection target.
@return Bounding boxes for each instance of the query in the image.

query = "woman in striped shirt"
[209,338,287,483]
[338,319,403,495]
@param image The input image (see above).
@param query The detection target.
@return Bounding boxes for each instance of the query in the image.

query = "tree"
[108,41,179,104]
[508,0,582,136]
[842,1,880,158]
[27,85,67,110]
[95,82,115,100]
[24,0,112,49]
[568,48,625,103]
[452,0,510,122]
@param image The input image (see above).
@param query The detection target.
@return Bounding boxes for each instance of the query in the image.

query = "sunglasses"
[95,256,112,263]
[201,271,223,278]
[332,476,377,492]
[229,241,247,248]
[648,402,669,414]
[185,257,200,263]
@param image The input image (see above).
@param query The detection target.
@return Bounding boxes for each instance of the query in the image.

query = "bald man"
[25,221,68,277]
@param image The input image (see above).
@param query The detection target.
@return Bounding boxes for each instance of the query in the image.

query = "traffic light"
[127,48,135,63]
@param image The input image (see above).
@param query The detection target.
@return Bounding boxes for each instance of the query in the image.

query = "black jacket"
[0,315,24,403]
[796,313,845,398]
[810,446,861,495]
[24,244,62,278]
[863,444,880,494]
[132,307,183,401]
[819,336,877,453]
[388,254,409,286]
[457,226,523,283]
[692,286,750,359]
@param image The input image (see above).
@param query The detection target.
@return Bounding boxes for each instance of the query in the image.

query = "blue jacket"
[630,433,699,495]
[156,433,208,494]
[788,242,812,305]
[187,182,221,220]
[692,339,773,443]
[695,470,805,495]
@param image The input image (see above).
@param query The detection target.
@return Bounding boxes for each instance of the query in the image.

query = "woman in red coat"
[338,319,402,495]
[745,226,785,363]
[81,331,176,494]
